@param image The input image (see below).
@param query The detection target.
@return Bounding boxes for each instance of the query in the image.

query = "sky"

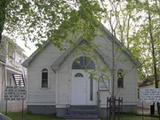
[3,30,37,57]
[15,39,37,57]
[15,23,108,57]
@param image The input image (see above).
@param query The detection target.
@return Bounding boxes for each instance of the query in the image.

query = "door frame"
[71,70,97,105]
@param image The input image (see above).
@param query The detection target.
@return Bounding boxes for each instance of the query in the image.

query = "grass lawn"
[6,112,159,120]
[120,114,159,120]
[6,112,63,120]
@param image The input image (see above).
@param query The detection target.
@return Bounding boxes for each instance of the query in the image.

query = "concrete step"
[69,110,98,114]
[69,106,98,113]
[65,105,99,119]
[66,118,100,120]
[65,113,99,119]
[70,105,98,110]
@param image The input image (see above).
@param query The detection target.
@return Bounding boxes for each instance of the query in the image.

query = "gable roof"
[22,41,50,67]
[51,39,113,72]
[22,24,140,68]
[100,24,140,67]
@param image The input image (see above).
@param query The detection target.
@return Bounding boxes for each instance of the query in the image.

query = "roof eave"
[22,41,50,68]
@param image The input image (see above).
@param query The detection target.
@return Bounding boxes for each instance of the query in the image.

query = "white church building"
[22,25,139,117]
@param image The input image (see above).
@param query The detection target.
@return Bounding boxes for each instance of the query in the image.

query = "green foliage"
[126,0,160,80]
[100,0,160,81]
[0,0,9,40]
[4,0,103,47]
[1,0,160,81]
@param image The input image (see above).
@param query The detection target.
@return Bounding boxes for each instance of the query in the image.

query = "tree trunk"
[148,3,158,88]
[0,0,7,43]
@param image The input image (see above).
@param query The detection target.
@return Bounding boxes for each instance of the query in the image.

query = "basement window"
[41,68,48,88]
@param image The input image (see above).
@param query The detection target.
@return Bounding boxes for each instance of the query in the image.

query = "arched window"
[75,73,84,77]
[117,69,124,88]
[72,56,95,69]
[41,68,48,88]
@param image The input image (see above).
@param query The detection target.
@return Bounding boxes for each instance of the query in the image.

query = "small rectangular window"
[42,69,48,88]
[118,78,123,88]
[117,69,124,88]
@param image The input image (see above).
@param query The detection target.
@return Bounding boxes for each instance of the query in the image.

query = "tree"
[147,0,158,88]
[127,0,160,86]
[2,1,160,119]
[1,0,159,81]
[0,0,9,42]
[103,0,160,83]
[1,0,103,47]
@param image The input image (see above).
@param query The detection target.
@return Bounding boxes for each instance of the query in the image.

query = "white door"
[71,70,97,105]
[71,70,86,105]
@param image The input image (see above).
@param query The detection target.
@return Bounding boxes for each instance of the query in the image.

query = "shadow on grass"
[102,113,159,120]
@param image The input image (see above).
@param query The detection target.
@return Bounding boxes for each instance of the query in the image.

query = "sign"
[99,80,110,90]
[4,86,26,101]
[140,88,160,102]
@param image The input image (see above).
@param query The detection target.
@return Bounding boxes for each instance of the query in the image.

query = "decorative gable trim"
[51,39,112,71]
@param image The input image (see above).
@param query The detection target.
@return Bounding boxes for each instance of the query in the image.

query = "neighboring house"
[0,39,6,112]
[0,36,27,112]
[22,25,140,118]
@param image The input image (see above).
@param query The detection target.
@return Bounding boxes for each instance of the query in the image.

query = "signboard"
[140,88,160,102]
[99,80,110,90]
[4,86,26,101]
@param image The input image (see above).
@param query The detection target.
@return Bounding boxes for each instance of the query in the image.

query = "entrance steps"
[66,118,100,120]
[65,106,99,120]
